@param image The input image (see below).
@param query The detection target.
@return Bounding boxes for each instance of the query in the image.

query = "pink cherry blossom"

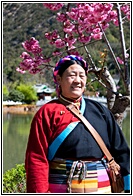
[22,37,42,54]
[121,4,130,20]
[68,45,76,50]
[64,35,77,47]
[78,35,91,43]
[91,32,103,40]
[20,52,30,59]
[45,32,52,40]
[52,51,62,56]
[29,68,41,74]
[45,30,59,41]
[19,54,37,70]
[43,3,63,11]
[56,13,67,22]
[18,3,130,75]
[43,58,51,63]
[113,19,119,26]
[101,23,109,30]
[121,4,130,14]
[92,28,101,34]
[117,57,124,64]
[16,67,26,74]
[126,13,130,20]
[66,9,79,20]
[63,20,75,33]
[104,3,113,12]
[69,50,80,56]
[108,10,117,22]
[54,39,66,48]
[125,53,129,58]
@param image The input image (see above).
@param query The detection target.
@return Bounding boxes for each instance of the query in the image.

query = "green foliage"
[3,85,9,101]
[3,85,9,95]
[3,94,9,101]
[122,112,130,147]
[3,163,26,193]
[51,91,57,98]
[16,83,38,104]
[8,89,25,102]
[3,82,38,104]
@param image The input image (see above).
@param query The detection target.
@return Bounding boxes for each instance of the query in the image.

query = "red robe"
[25,98,130,192]
[25,99,79,192]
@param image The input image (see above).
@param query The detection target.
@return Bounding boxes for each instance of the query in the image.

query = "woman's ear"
[56,75,61,85]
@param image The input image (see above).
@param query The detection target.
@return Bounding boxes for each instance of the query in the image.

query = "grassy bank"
[3,104,39,114]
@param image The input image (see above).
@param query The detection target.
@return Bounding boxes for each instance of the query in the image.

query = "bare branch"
[83,44,97,69]
[98,23,125,84]
[116,3,130,95]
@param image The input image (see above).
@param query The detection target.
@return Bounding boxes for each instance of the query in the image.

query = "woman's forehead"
[65,63,86,72]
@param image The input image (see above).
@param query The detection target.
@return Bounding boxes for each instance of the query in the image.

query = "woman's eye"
[80,75,85,78]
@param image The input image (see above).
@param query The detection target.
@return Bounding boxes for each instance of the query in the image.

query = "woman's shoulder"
[36,98,66,114]
[84,97,106,108]
[38,99,61,110]
[84,97,110,114]
[33,99,63,120]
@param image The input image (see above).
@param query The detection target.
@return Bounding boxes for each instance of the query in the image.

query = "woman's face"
[56,63,87,99]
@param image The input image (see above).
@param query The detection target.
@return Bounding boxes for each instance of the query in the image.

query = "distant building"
[33,84,55,100]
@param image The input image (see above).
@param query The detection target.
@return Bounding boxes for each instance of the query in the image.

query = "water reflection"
[122,111,130,146]
[3,113,34,173]
[3,111,130,173]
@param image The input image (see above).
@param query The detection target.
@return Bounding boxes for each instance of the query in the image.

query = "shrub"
[17,83,38,104]
[8,89,25,102]
[3,94,9,101]
[3,163,26,193]
[3,85,9,101]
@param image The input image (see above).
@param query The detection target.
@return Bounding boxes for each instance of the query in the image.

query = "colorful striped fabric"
[49,158,111,193]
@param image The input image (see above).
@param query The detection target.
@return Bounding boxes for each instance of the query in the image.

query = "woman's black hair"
[58,59,86,76]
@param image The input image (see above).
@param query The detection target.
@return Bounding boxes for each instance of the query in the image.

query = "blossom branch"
[98,23,125,82]
[116,3,130,95]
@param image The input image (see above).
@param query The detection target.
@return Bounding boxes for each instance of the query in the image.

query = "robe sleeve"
[25,109,51,193]
[105,108,130,176]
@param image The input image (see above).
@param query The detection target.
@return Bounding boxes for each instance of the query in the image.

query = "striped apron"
[49,157,111,193]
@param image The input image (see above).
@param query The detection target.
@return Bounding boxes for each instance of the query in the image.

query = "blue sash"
[48,97,86,161]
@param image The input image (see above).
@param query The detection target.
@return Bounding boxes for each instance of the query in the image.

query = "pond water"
[3,110,130,173]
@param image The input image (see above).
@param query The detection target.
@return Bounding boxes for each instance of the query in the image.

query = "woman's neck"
[60,94,82,103]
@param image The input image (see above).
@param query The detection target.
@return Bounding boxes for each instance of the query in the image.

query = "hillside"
[3,3,130,88]
[3,3,60,86]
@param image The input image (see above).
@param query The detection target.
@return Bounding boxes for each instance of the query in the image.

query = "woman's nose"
[74,75,81,82]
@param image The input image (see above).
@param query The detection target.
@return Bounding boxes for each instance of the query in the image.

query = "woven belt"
[67,160,87,193]
[65,157,102,161]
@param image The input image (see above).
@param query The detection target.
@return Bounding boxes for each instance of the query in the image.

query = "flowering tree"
[16,3,130,128]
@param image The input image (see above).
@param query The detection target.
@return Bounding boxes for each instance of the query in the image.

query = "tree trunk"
[111,95,130,129]
[94,67,130,128]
